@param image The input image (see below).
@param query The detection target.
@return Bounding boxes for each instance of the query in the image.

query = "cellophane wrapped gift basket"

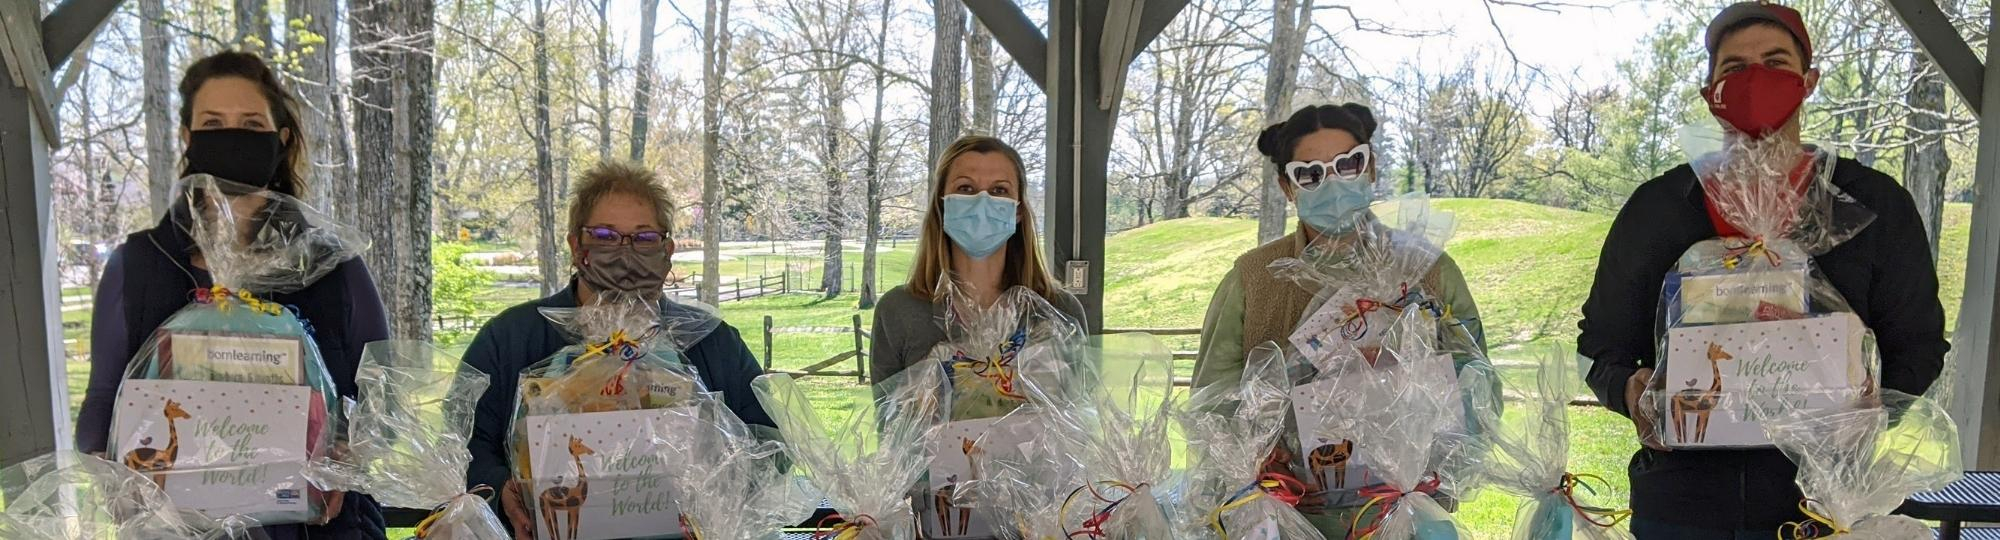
[0,450,274,539]
[1172,343,1324,540]
[1269,195,1501,538]
[952,333,1181,540]
[107,174,363,525]
[1644,127,1881,450]
[918,276,1087,539]
[650,395,817,540]
[753,357,951,540]
[1487,346,1633,540]
[306,341,508,539]
[1753,390,1960,539]
[510,291,718,540]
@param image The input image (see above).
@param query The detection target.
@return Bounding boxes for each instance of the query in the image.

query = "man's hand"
[1626,368,1669,452]
[503,479,535,539]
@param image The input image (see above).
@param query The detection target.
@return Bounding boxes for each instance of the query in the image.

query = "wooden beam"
[0,55,64,469]
[1887,0,1985,114]
[1132,0,1191,54]
[0,1,59,146]
[1949,0,2000,469]
[965,0,1048,91]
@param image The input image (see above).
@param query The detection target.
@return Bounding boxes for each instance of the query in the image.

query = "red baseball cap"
[1705,2,1813,68]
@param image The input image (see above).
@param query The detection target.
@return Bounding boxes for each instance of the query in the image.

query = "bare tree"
[968,19,996,135]
[286,0,343,215]
[396,0,438,340]
[699,0,735,304]
[532,0,562,296]
[1905,48,1952,258]
[235,0,274,54]
[139,0,176,218]
[927,0,965,167]
[1257,0,1311,242]
[594,0,614,164]
[630,0,660,162]
[859,0,892,308]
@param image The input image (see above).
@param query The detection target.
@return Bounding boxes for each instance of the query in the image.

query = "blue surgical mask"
[1296,177,1374,232]
[943,193,1019,259]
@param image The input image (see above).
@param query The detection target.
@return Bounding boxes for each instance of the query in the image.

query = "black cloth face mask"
[183,128,286,191]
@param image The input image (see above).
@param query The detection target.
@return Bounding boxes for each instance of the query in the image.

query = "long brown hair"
[177,51,310,196]
[907,136,1061,301]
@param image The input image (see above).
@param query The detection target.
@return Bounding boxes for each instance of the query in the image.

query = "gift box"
[522,408,686,540]
[1657,313,1871,448]
[1289,357,1464,505]
[923,415,1039,539]
[111,379,317,520]
[1667,264,1811,326]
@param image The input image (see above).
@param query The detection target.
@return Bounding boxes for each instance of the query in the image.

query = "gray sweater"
[867,284,1087,386]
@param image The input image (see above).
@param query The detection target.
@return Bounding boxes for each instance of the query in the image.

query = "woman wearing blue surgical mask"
[1191,103,1484,539]
[869,135,1084,387]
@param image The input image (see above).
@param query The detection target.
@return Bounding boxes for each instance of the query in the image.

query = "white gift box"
[1289,356,1462,502]
[1657,313,1871,448]
[921,415,1038,539]
[1670,266,1811,326]
[523,408,687,540]
[111,379,315,520]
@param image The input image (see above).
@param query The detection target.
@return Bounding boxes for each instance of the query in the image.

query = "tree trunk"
[532,0,562,297]
[287,0,340,214]
[629,0,660,162]
[140,0,176,219]
[859,0,891,309]
[351,0,401,303]
[1905,52,1952,260]
[699,0,733,305]
[818,72,848,299]
[395,0,437,340]
[595,0,614,164]
[968,19,995,135]
[234,0,274,54]
[927,0,965,167]
[1256,0,1309,243]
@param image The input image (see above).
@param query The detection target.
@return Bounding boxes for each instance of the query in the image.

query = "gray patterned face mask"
[578,245,672,294]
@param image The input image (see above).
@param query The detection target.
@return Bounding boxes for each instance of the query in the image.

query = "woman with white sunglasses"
[1190,103,1484,538]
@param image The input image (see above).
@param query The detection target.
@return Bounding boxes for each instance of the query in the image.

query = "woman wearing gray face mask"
[456,161,777,539]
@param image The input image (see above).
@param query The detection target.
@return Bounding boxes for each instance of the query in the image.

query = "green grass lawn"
[68,199,1976,538]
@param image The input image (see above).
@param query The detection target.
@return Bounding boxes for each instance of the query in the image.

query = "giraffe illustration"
[123,399,192,486]
[539,436,595,540]
[955,438,984,535]
[1671,343,1735,444]
[1306,440,1353,489]
[934,475,959,537]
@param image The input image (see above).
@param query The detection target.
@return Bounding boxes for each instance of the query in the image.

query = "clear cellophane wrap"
[107,174,366,525]
[952,333,1180,540]
[916,277,1087,539]
[0,451,276,539]
[753,358,951,540]
[306,341,507,539]
[1173,343,1324,540]
[650,395,817,540]
[1752,390,1960,539]
[1488,346,1632,540]
[509,291,719,539]
[1643,127,1882,450]
[1268,195,1500,531]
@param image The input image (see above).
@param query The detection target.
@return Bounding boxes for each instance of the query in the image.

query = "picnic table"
[1896,470,2000,540]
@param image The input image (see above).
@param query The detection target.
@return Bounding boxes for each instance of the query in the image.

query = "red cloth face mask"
[1702,64,1809,138]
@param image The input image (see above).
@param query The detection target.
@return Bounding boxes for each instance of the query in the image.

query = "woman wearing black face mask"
[74,51,391,540]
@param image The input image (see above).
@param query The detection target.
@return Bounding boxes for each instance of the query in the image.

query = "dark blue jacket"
[461,282,774,536]
[78,212,390,540]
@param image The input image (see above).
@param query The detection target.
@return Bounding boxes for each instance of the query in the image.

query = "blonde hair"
[907,136,1062,301]
[568,160,676,237]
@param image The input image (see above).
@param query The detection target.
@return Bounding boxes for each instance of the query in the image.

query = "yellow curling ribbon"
[1205,478,1288,538]
[413,485,495,538]
[575,330,637,363]
[203,286,283,316]
[1554,473,1633,528]
[1776,499,1848,540]
[1722,238,1782,270]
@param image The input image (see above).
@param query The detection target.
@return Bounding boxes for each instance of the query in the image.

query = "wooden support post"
[763,315,775,370]
[851,314,866,384]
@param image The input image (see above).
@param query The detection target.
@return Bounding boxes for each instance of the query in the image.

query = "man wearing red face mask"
[1577,3,1947,538]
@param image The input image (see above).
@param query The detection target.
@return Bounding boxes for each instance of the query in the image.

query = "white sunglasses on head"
[1285,144,1373,191]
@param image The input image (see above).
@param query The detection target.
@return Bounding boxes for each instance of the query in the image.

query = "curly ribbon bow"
[193,286,284,316]
[812,512,879,540]
[412,485,496,538]
[573,330,646,396]
[1553,473,1633,529]
[1337,283,1424,342]
[1346,475,1442,540]
[1058,481,1148,539]
[1777,499,1849,540]
[1722,238,1784,270]
[678,514,704,540]
[951,324,1030,400]
[1204,473,1311,538]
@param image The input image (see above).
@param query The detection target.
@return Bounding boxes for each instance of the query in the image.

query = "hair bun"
[1256,122,1286,158]
[1340,103,1378,141]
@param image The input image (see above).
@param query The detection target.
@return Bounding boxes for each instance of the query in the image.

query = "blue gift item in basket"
[107,174,365,527]
[1489,346,1635,540]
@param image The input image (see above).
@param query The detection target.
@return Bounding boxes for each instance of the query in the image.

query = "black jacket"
[1577,157,1947,530]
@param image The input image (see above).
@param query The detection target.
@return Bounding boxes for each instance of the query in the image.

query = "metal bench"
[1898,471,2000,540]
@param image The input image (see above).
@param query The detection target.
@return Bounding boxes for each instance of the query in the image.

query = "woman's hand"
[313,491,345,525]
[1626,368,1669,452]
[502,479,535,539]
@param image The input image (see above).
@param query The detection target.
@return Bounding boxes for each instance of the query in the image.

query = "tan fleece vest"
[1236,229,1447,353]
